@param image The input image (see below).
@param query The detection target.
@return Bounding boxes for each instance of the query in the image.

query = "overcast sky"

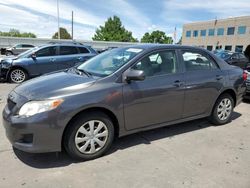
[0,0,250,41]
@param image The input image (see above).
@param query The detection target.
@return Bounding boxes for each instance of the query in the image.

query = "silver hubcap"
[75,120,109,154]
[217,98,232,121]
[10,69,25,83]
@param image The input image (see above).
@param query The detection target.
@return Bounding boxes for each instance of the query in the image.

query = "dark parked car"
[0,42,97,83]
[5,44,35,56]
[244,72,250,99]
[216,52,250,69]
[2,45,246,160]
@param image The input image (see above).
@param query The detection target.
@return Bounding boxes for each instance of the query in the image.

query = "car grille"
[7,98,16,111]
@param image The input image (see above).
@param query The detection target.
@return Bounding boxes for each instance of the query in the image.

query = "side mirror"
[31,53,36,59]
[125,69,145,83]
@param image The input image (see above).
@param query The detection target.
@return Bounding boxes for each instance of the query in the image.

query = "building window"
[208,29,215,36]
[235,45,243,52]
[227,27,235,35]
[238,26,246,35]
[225,45,232,51]
[200,30,206,37]
[186,30,191,37]
[207,46,213,51]
[193,30,198,37]
[217,28,224,36]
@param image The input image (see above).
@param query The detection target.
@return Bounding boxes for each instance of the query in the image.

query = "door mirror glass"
[125,69,145,82]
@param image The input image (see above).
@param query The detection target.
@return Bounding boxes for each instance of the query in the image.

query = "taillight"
[243,71,248,81]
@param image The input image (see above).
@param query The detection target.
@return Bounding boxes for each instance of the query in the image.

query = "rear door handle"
[50,58,56,62]
[173,80,184,87]
[216,75,223,80]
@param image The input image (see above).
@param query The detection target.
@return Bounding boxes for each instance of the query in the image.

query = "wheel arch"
[62,107,120,149]
[7,65,29,80]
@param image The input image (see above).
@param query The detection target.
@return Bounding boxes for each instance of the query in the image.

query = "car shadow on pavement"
[13,111,242,169]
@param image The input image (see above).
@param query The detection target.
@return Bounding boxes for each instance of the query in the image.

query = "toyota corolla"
[2,45,246,160]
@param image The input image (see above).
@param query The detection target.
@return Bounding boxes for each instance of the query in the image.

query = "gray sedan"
[2,44,246,160]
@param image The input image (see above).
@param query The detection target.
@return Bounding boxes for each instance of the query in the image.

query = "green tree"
[93,16,138,42]
[52,27,72,39]
[141,30,173,44]
[0,29,36,38]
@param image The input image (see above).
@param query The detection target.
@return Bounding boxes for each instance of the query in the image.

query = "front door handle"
[216,75,223,80]
[173,80,184,87]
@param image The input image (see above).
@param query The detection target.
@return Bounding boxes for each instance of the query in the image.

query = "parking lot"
[0,83,249,188]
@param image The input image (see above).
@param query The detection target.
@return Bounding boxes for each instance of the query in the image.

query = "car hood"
[13,70,97,100]
[1,56,17,63]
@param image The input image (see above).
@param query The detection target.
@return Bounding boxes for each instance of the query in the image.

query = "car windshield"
[17,46,38,58]
[77,47,143,77]
[216,52,233,60]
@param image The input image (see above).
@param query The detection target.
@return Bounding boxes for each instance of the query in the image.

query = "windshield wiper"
[76,68,92,77]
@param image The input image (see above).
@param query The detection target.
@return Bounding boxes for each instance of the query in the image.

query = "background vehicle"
[0,42,97,83]
[216,51,250,69]
[5,44,35,56]
[2,45,246,160]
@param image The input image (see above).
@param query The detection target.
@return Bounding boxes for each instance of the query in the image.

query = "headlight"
[1,61,11,69]
[18,99,63,117]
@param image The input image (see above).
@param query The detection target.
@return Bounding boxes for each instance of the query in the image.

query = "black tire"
[5,51,13,56]
[210,94,234,125]
[64,112,115,160]
[8,68,28,83]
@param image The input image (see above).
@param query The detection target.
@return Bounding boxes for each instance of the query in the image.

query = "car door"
[180,49,224,118]
[123,49,185,130]
[56,46,80,70]
[78,46,94,64]
[29,46,59,75]
[13,44,23,55]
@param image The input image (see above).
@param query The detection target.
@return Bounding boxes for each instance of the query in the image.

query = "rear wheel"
[210,94,234,125]
[9,68,28,83]
[64,112,114,160]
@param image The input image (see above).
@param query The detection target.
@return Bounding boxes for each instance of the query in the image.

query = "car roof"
[123,44,207,51]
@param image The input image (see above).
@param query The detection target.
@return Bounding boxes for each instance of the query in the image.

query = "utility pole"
[72,11,74,40]
[57,0,60,39]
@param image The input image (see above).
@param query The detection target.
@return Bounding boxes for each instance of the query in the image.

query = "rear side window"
[60,46,78,55]
[36,47,57,57]
[23,44,34,48]
[182,50,218,71]
[78,47,89,54]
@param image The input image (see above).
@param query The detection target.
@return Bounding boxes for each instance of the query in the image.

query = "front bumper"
[2,92,65,153]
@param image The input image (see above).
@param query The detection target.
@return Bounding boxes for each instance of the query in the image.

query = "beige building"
[182,16,250,52]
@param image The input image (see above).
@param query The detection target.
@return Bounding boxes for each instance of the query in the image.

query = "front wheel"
[5,51,13,56]
[64,112,114,160]
[9,68,28,83]
[210,94,234,125]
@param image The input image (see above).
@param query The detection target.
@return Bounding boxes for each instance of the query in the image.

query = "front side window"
[217,28,224,36]
[182,50,218,71]
[78,47,143,77]
[238,26,246,35]
[36,47,57,57]
[60,46,78,55]
[78,47,90,54]
[208,29,215,36]
[227,27,235,35]
[132,50,178,77]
